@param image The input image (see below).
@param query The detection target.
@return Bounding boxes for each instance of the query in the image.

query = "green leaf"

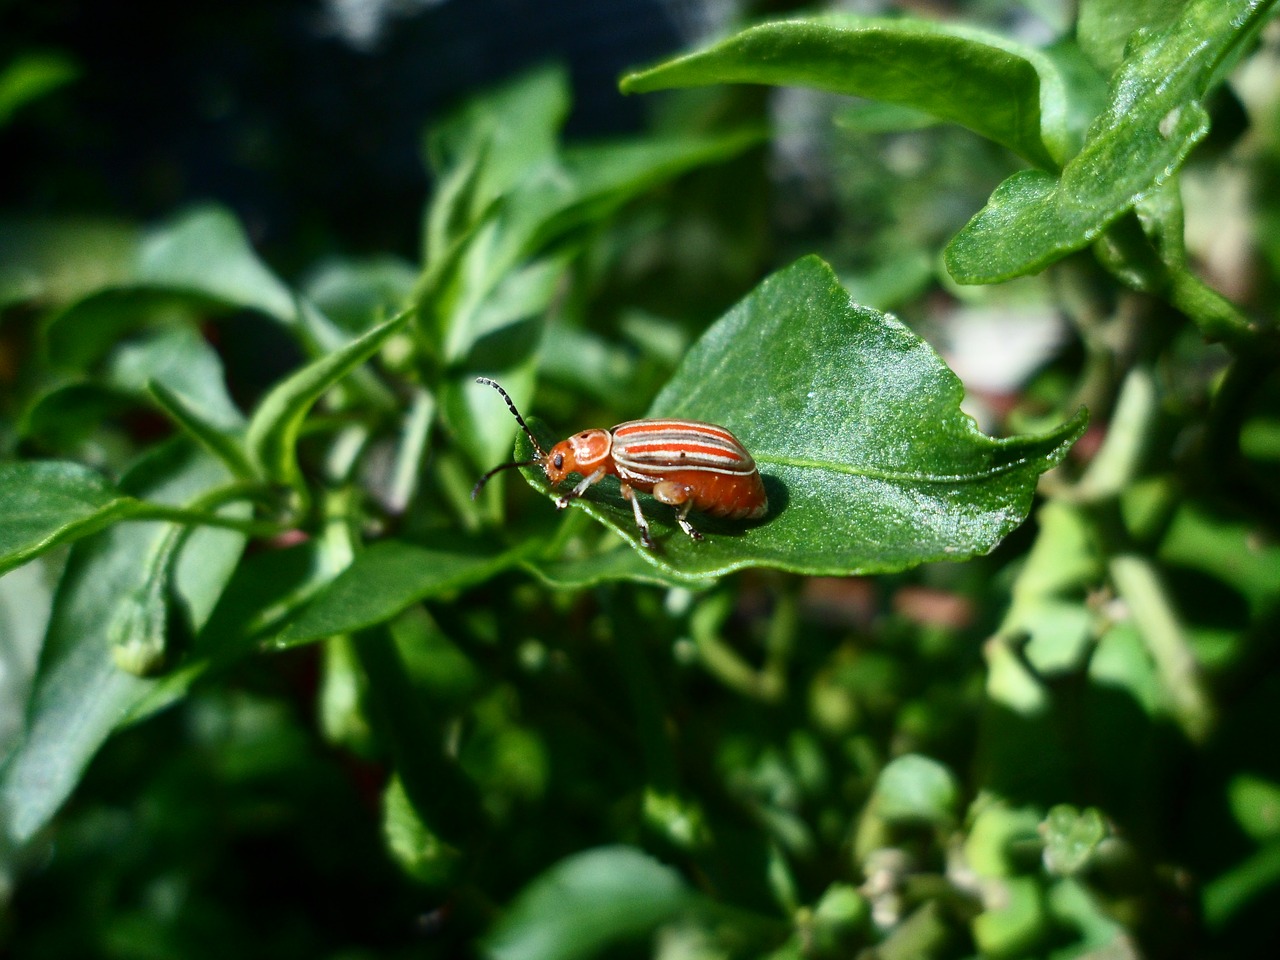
[244,308,412,486]
[301,254,418,332]
[428,133,759,364]
[275,539,529,647]
[971,876,1049,959]
[0,218,139,310]
[483,845,699,960]
[35,207,377,379]
[872,754,960,825]
[424,63,569,248]
[1076,0,1187,73]
[0,559,55,759]
[382,774,463,887]
[621,15,1083,168]
[190,539,336,659]
[1203,841,1280,928]
[524,545,714,590]
[964,805,1043,878]
[945,0,1275,284]
[514,257,1084,581]
[134,205,297,324]
[42,288,215,371]
[0,51,79,126]
[0,461,144,576]
[1041,804,1108,875]
[0,443,245,849]
[109,325,245,430]
[148,380,255,480]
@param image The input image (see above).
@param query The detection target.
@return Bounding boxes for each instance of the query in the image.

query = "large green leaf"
[621,15,1085,169]
[945,0,1275,284]
[0,462,145,576]
[482,846,700,960]
[512,257,1083,581]
[133,205,297,323]
[0,443,246,849]
[0,559,55,760]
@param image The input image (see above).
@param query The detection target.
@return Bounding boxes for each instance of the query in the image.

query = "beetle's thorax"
[544,429,612,483]
[568,429,612,468]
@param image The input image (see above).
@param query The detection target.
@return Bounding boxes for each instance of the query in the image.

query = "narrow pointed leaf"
[245,309,412,485]
[515,257,1084,581]
[148,380,255,480]
[945,0,1275,283]
[275,539,531,647]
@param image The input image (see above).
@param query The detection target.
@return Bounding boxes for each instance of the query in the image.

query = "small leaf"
[0,51,79,126]
[245,308,412,486]
[965,805,1044,878]
[971,876,1049,959]
[622,15,1079,168]
[1228,775,1280,842]
[483,846,699,960]
[872,754,960,825]
[383,774,464,887]
[275,539,529,647]
[945,0,1275,283]
[1041,805,1109,876]
[514,257,1084,581]
[0,461,144,576]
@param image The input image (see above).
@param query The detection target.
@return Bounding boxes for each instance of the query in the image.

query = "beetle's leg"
[555,468,605,509]
[652,479,703,541]
[620,483,656,549]
[674,499,704,541]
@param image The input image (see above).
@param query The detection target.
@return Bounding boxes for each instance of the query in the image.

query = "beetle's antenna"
[476,377,547,459]
[471,459,541,499]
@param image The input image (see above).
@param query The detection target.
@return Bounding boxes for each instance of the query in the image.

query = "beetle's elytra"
[471,377,767,548]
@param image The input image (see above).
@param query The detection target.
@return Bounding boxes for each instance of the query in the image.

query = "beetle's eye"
[553,453,564,470]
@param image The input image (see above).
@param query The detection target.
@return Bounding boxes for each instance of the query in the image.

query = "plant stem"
[1108,552,1214,742]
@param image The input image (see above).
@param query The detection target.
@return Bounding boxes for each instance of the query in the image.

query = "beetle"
[471,377,767,548]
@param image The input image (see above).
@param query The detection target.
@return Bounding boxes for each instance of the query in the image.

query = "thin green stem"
[1108,551,1214,742]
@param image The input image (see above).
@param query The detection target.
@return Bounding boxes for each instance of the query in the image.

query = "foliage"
[2,1,1279,958]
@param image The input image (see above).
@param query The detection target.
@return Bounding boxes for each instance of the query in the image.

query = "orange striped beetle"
[472,377,767,548]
